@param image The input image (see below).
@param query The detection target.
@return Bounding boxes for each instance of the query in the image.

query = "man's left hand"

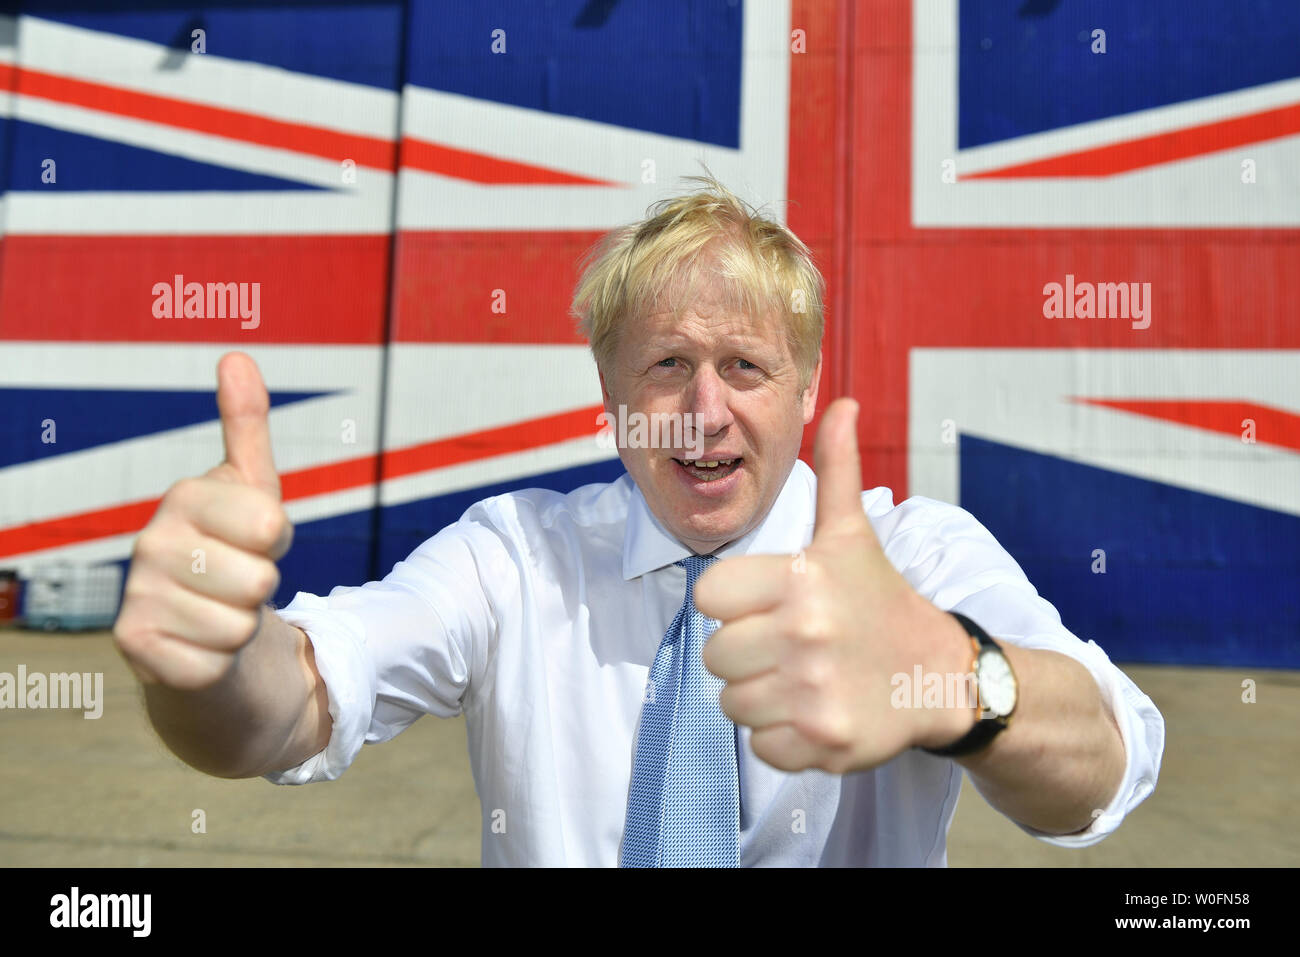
[695,397,976,774]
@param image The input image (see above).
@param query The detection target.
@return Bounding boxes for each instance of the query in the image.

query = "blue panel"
[959,435,1300,668]
[22,1,405,91]
[375,458,629,576]
[7,121,327,191]
[274,503,377,608]
[406,0,743,147]
[272,458,627,606]
[79,513,375,630]
[0,116,10,199]
[958,0,1300,148]
[0,388,332,467]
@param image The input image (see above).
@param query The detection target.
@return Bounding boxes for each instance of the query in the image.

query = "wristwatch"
[921,612,1018,758]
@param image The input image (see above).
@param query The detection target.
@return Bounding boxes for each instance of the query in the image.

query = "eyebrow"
[632,332,782,355]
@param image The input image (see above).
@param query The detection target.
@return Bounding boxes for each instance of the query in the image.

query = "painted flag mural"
[0,0,790,617]
[0,2,406,602]
[904,0,1300,667]
[0,0,1295,668]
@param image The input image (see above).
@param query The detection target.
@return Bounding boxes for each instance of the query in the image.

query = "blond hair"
[571,175,825,389]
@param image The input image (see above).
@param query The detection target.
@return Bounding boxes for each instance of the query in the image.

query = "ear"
[801,352,823,424]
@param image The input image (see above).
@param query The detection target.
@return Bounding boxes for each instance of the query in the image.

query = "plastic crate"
[23,562,123,631]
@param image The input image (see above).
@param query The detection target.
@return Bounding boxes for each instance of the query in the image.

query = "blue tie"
[621,555,741,867]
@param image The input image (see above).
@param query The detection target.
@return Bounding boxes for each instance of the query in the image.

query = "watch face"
[977,648,1017,717]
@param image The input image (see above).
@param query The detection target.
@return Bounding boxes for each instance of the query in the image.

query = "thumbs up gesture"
[113,352,294,690]
[695,398,977,773]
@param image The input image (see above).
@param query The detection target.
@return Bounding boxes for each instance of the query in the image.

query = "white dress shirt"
[265,458,1165,866]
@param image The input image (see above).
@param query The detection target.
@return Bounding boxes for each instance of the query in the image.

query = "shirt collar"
[622,458,818,580]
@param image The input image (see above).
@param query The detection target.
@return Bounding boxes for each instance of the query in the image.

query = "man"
[113,177,1164,866]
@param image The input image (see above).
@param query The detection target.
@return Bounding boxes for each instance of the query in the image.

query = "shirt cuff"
[1011,637,1165,847]
[261,591,377,786]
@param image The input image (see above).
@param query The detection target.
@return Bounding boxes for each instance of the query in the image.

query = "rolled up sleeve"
[869,491,1167,847]
[261,513,506,786]
[1004,635,1164,848]
[262,591,378,785]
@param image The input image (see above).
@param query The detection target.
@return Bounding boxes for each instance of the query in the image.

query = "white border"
[911,0,1300,227]
[908,348,1300,516]
[396,0,791,230]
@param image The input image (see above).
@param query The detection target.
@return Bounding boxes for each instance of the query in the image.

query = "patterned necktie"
[620,555,740,867]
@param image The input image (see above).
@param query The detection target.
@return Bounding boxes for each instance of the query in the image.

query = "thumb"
[216,351,281,499]
[812,397,870,541]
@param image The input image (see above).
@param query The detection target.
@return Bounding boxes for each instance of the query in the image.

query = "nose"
[686,364,734,440]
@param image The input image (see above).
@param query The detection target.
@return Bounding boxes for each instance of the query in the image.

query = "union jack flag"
[0,0,791,614]
[1,0,1295,667]
[905,0,1300,666]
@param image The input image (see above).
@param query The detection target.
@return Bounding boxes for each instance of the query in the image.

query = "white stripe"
[918,141,1300,227]
[17,15,399,138]
[0,11,14,247]
[0,438,620,575]
[395,0,790,230]
[383,344,603,449]
[395,174,748,231]
[15,95,390,191]
[741,0,791,219]
[0,344,383,524]
[909,349,1300,515]
[0,15,15,66]
[400,86,719,186]
[956,77,1300,178]
[4,534,141,577]
[911,0,1300,227]
[0,343,607,529]
[3,97,393,235]
[376,435,617,510]
[2,189,394,235]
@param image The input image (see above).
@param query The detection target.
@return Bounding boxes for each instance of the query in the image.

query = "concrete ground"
[0,626,1293,867]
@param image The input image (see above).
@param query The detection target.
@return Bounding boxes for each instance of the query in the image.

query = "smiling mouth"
[672,457,743,482]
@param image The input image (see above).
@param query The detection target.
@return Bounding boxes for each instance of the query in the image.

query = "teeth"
[679,458,736,468]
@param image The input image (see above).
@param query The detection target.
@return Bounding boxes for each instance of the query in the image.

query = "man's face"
[600,283,821,555]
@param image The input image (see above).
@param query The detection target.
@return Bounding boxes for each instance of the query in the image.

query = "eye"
[656,357,678,368]
[736,359,761,372]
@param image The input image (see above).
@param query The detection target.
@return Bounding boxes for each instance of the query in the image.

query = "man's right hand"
[113,351,294,690]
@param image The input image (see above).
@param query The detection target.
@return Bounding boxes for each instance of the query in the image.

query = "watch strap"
[921,612,1009,758]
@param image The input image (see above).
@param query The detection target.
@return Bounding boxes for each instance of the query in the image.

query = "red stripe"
[3,231,643,345]
[0,501,160,564]
[963,101,1300,179]
[392,230,606,343]
[401,138,619,186]
[1074,399,1300,452]
[0,63,398,171]
[786,0,847,467]
[0,404,605,559]
[0,235,390,343]
[764,0,1300,499]
[282,404,605,496]
[0,64,617,186]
